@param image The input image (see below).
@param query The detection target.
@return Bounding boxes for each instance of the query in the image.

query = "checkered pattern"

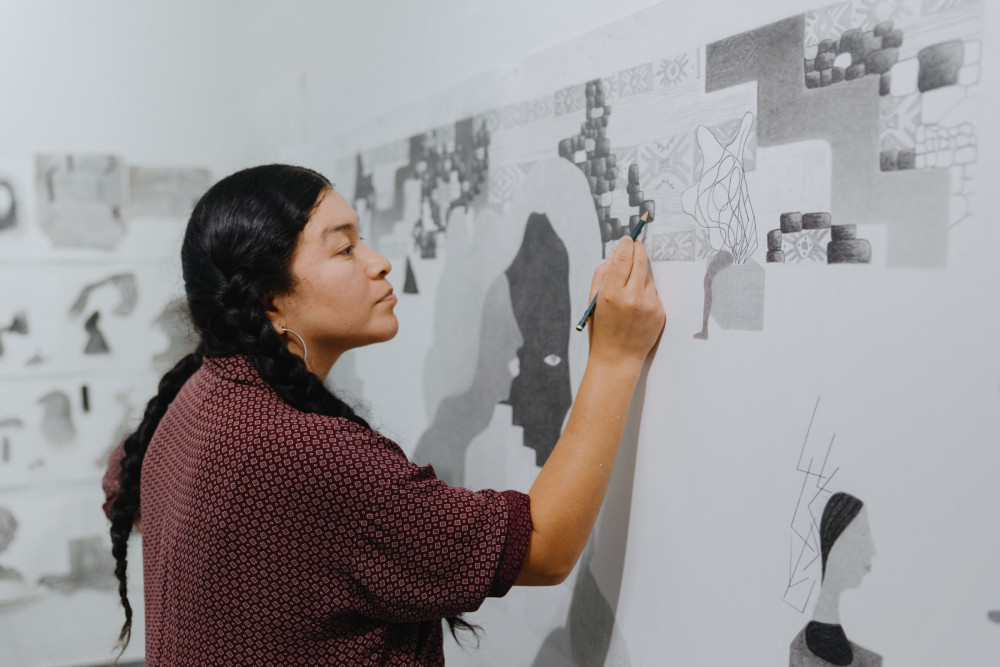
[104,355,531,665]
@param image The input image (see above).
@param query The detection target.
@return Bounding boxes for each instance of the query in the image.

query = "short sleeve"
[313,423,532,624]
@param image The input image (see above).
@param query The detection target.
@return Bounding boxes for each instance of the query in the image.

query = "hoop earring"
[280,328,308,364]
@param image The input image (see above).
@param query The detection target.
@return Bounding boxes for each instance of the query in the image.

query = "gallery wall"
[1,1,998,665]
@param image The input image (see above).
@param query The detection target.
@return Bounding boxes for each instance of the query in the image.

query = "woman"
[789,492,881,667]
[103,164,664,665]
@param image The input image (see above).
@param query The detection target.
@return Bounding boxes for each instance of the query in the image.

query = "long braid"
[220,272,370,427]
[108,351,203,656]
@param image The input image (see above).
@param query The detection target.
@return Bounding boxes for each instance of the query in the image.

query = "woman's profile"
[789,492,881,667]
[102,164,665,665]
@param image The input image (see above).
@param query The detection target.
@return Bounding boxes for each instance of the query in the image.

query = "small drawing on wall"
[128,166,212,218]
[68,273,138,355]
[0,312,28,356]
[151,298,199,374]
[988,610,1000,624]
[36,155,127,250]
[789,492,881,667]
[37,535,118,593]
[38,390,75,445]
[0,178,18,232]
[0,507,22,583]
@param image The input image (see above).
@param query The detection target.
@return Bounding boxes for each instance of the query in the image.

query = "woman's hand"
[587,237,665,368]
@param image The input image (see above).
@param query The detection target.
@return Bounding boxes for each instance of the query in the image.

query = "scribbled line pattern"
[682,112,758,264]
[783,397,840,614]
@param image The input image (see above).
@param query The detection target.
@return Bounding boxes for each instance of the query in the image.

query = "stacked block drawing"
[558,79,654,254]
[767,212,870,264]
[804,21,903,93]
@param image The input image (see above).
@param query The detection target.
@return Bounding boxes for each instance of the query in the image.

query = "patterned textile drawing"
[555,83,586,116]
[657,53,694,87]
[638,133,696,192]
[854,0,915,31]
[617,63,654,97]
[805,2,853,46]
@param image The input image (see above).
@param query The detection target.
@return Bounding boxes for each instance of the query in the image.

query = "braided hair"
[819,492,864,578]
[109,164,475,656]
[108,165,371,654]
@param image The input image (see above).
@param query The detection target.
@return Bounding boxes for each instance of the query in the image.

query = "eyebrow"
[321,221,358,242]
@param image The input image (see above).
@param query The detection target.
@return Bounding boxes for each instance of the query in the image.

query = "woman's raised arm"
[516,237,664,585]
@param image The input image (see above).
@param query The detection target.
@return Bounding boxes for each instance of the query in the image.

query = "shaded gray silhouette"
[988,610,1000,624]
[0,178,17,231]
[38,390,74,445]
[0,507,21,582]
[0,419,23,465]
[693,250,734,340]
[504,213,572,466]
[413,275,521,484]
[152,297,199,374]
[36,154,127,249]
[0,311,28,356]
[789,492,881,666]
[83,311,110,354]
[68,273,137,318]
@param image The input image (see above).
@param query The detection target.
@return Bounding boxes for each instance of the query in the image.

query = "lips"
[378,289,396,304]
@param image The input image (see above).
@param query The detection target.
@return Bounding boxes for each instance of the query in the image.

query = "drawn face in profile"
[504,213,572,466]
[824,507,875,592]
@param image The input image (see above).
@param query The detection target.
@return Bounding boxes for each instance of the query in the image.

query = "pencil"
[575,212,649,332]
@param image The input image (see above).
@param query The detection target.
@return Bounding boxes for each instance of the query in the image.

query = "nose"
[365,244,391,279]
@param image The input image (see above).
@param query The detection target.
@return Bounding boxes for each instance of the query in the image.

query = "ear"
[260,292,284,329]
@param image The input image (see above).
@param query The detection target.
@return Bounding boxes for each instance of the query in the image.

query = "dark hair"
[819,492,864,578]
[109,164,473,657]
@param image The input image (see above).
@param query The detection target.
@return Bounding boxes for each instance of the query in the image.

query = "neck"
[812,580,841,624]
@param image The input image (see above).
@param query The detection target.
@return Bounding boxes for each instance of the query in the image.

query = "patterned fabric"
[103,355,531,666]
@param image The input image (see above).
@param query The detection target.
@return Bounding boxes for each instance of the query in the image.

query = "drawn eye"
[543,354,562,367]
[508,358,520,376]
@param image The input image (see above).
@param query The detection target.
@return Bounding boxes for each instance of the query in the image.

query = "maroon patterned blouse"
[103,355,532,665]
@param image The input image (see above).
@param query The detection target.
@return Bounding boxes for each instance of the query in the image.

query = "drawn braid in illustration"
[109,165,480,657]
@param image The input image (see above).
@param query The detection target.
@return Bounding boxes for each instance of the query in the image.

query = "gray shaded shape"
[831,225,857,240]
[768,250,786,263]
[532,553,631,667]
[790,624,882,666]
[38,390,74,445]
[36,154,126,250]
[504,213,572,466]
[0,311,28,356]
[865,48,899,75]
[781,212,803,233]
[128,166,212,218]
[880,149,898,171]
[0,507,16,553]
[413,275,522,485]
[988,610,1000,624]
[768,229,783,250]
[0,507,21,583]
[710,259,765,330]
[0,179,17,231]
[68,273,138,318]
[83,311,110,354]
[325,351,370,426]
[403,257,419,294]
[706,15,950,267]
[828,240,872,263]
[802,213,832,229]
[151,298,199,374]
[693,250,735,340]
[918,41,964,92]
[94,391,136,468]
[37,535,118,593]
[2,437,9,463]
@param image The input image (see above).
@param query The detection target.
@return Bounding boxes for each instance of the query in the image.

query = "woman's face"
[824,507,876,591]
[268,189,397,371]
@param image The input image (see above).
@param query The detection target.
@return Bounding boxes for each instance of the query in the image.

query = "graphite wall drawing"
[332,1,997,665]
